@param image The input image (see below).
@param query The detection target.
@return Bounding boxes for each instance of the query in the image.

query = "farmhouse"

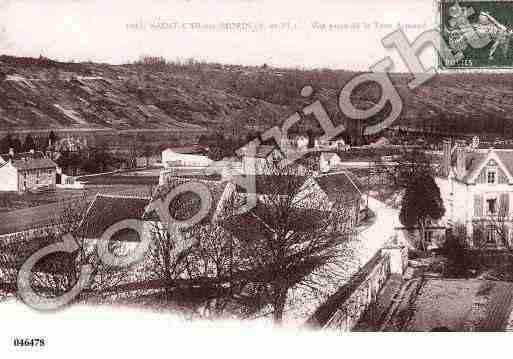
[0,149,58,192]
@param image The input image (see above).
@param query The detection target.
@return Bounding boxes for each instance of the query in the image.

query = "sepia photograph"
[1,0,513,357]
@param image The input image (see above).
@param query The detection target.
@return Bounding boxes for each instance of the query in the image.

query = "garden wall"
[306,246,407,331]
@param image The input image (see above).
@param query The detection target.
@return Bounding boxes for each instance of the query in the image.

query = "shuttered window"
[500,193,510,216]
[501,226,509,247]
[474,194,483,217]
[499,168,509,184]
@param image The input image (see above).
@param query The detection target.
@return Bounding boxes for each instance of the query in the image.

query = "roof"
[239,144,278,159]
[144,176,231,224]
[450,150,487,181]
[161,145,208,155]
[314,171,363,202]
[0,151,58,171]
[221,203,328,243]
[76,194,150,239]
[450,148,513,182]
[233,175,307,195]
[1,151,45,161]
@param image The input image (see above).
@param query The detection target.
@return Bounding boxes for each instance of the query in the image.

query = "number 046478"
[13,338,45,347]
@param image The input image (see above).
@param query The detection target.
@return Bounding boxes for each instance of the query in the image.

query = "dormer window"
[487,168,497,184]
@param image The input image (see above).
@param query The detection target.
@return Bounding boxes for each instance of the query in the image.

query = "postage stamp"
[439,0,513,69]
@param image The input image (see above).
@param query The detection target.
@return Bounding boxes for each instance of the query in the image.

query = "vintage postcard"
[0,0,512,357]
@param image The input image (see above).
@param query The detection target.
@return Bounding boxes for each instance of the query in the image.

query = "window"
[487,169,497,184]
[424,231,433,245]
[487,198,497,215]
[487,225,497,245]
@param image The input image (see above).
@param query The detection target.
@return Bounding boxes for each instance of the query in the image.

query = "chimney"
[456,140,467,179]
[442,139,451,177]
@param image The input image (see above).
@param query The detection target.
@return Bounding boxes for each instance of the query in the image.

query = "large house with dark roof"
[0,149,58,192]
[222,170,363,246]
[232,171,363,228]
[440,140,513,248]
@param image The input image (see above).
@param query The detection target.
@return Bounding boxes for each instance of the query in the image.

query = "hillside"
[2,55,513,137]
[0,56,290,133]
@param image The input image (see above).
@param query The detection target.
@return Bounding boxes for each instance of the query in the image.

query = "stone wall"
[306,246,407,331]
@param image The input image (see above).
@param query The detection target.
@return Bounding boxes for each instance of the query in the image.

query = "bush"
[442,231,470,276]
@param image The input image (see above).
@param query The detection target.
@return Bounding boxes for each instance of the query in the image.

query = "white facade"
[296,136,308,150]
[241,147,284,175]
[0,162,19,191]
[161,148,212,168]
[319,152,342,173]
[443,147,513,248]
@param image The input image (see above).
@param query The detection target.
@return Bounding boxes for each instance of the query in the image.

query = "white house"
[0,149,58,192]
[239,144,285,175]
[440,139,513,248]
[315,138,348,151]
[161,148,212,168]
[296,136,309,150]
[319,152,342,173]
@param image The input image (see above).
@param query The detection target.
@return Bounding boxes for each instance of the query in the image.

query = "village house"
[158,146,214,181]
[239,144,285,175]
[319,152,342,173]
[438,139,513,248]
[315,138,348,151]
[0,149,58,192]
[232,170,363,230]
[161,146,212,168]
[162,147,212,167]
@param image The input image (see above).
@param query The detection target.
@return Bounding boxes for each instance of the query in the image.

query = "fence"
[0,223,69,245]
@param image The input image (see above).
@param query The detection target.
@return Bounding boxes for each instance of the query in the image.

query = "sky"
[0,0,438,71]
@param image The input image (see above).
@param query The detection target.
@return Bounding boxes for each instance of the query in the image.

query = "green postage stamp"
[439,0,513,69]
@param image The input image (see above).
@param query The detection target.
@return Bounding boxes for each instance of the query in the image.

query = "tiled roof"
[233,175,307,195]
[1,151,57,170]
[314,171,362,202]
[450,150,487,181]
[238,144,278,158]
[221,203,327,243]
[76,194,150,239]
[161,145,208,155]
[1,151,45,161]
[255,145,278,158]
[145,177,231,224]
[450,149,513,182]
[13,157,57,171]
[495,151,513,177]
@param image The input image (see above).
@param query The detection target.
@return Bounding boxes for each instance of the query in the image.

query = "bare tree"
[144,220,252,319]
[222,165,359,323]
[3,195,133,306]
